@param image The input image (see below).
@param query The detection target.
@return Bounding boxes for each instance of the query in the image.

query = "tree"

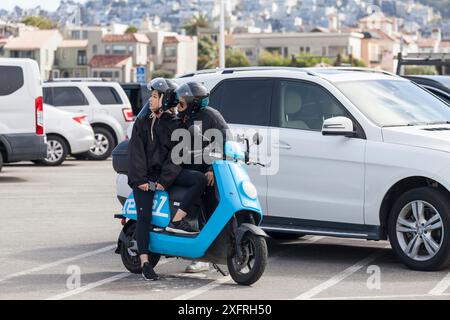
[183,13,209,36]
[21,16,57,29]
[258,50,290,66]
[125,26,138,34]
[151,70,175,79]
[225,49,251,67]
[197,36,219,70]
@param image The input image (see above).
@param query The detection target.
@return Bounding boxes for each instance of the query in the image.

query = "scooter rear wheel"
[227,233,267,286]
[120,221,160,274]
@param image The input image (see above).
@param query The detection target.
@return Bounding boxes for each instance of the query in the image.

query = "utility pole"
[219,0,225,69]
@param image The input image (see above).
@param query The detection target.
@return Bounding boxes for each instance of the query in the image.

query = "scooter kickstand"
[212,263,228,276]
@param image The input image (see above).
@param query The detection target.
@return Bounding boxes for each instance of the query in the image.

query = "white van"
[0,58,47,171]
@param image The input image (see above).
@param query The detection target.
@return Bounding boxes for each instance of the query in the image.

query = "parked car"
[113,67,450,271]
[32,104,95,166]
[403,75,450,105]
[120,83,151,116]
[0,58,47,172]
[43,79,133,160]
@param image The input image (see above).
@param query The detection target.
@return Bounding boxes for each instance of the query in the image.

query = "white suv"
[0,58,47,171]
[43,79,132,160]
[115,67,450,271]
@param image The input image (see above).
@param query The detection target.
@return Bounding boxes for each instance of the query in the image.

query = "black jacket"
[128,111,181,189]
[180,106,230,173]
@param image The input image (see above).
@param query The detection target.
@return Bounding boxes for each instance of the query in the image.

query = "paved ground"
[1,160,450,300]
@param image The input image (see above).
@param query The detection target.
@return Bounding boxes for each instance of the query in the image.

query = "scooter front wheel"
[120,221,160,274]
[227,233,268,286]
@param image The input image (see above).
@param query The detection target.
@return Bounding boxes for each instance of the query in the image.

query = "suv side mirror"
[253,132,263,145]
[322,116,357,138]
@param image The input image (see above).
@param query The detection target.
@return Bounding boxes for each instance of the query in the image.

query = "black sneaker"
[166,220,199,235]
[142,262,159,281]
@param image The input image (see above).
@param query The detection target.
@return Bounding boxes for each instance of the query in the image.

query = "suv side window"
[277,80,348,131]
[0,66,24,96]
[211,79,273,126]
[89,86,123,105]
[43,86,88,106]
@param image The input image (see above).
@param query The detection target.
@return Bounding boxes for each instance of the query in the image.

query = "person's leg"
[166,169,207,234]
[133,187,159,280]
[173,169,207,221]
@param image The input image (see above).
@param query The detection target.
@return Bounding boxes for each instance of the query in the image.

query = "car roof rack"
[305,67,398,77]
[178,66,317,78]
[46,78,107,82]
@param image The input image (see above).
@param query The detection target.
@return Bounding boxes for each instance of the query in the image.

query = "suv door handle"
[274,142,292,150]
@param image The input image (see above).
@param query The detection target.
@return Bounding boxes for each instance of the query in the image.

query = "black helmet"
[147,77,179,111]
[175,82,209,119]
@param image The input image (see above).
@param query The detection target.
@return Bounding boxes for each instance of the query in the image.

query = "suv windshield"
[336,79,450,127]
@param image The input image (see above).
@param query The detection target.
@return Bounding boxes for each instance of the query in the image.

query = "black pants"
[133,187,154,255]
[173,169,208,214]
[133,169,206,255]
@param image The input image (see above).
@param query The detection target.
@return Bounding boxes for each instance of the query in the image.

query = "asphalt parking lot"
[1,160,450,300]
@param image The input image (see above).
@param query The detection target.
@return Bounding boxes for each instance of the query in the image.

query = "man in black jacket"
[174,81,231,273]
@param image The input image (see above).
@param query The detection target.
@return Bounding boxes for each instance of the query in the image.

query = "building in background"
[54,39,89,78]
[228,31,363,66]
[2,29,63,80]
[89,55,133,82]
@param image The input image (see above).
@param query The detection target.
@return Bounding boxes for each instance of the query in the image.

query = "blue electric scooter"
[114,133,268,285]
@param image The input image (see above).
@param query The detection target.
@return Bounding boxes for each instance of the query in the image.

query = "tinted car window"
[89,86,123,105]
[427,88,450,105]
[278,80,347,131]
[44,86,88,106]
[0,66,24,96]
[213,79,272,126]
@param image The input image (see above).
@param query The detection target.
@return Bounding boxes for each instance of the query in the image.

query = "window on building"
[128,45,134,53]
[265,47,282,55]
[93,71,98,77]
[105,45,111,54]
[88,86,123,105]
[99,71,113,78]
[77,50,87,65]
[164,46,177,58]
[93,45,98,54]
[43,87,89,107]
[0,66,24,96]
[112,45,127,55]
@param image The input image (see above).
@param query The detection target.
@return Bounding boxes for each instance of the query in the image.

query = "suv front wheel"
[388,187,450,271]
[85,127,115,161]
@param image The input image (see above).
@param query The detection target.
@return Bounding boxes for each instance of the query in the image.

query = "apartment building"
[229,31,364,65]
[2,29,63,80]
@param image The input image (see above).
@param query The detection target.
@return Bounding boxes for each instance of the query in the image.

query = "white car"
[32,104,95,166]
[43,79,133,160]
[0,58,47,172]
[114,67,450,271]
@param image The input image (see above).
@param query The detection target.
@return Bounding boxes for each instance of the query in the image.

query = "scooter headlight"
[241,181,258,200]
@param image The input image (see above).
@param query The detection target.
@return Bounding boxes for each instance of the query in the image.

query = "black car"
[404,75,450,105]
[120,83,151,116]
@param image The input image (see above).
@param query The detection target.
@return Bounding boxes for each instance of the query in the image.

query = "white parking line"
[173,236,325,300]
[429,271,450,296]
[0,244,116,284]
[314,293,450,300]
[294,245,389,300]
[46,259,171,300]
[46,273,131,300]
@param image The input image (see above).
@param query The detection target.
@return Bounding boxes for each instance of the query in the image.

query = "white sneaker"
[185,261,210,273]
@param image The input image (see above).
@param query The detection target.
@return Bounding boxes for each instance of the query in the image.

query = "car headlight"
[241,181,258,200]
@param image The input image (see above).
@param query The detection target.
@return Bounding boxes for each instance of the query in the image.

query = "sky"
[0,0,86,11]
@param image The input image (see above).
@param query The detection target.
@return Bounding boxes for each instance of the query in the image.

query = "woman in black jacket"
[127,78,183,281]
